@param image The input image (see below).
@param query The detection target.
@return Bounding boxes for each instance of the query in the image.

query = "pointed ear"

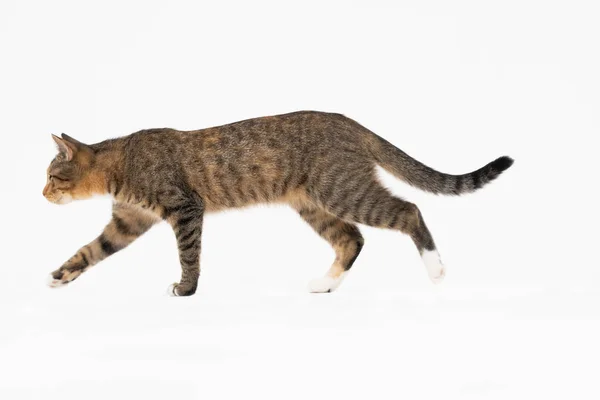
[61,133,86,147]
[61,133,94,156]
[52,134,76,161]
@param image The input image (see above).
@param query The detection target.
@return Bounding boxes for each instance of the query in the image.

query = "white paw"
[308,273,345,293]
[422,250,446,284]
[430,266,446,284]
[46,274,67,288]
[166,283,179,297]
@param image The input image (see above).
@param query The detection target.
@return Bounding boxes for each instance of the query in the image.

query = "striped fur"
[44,111,513,295]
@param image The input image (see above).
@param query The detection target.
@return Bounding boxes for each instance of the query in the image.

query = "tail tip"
[491,156,514,173]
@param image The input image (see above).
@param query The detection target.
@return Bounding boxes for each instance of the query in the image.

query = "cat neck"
[78,144,125,199]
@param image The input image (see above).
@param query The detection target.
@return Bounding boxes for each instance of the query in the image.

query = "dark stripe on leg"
[181,254,199,266]
[99,234,117,256]
[177,227,198,245]
[113,215,134,236]
[344,239,364,270]
[80,252,89,268]
[177,215,196,227]
[317,218,338,236]
[179,237,200,253]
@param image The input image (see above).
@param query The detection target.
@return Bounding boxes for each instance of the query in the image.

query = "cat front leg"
[163,195,205,297]
[47,203,159,288]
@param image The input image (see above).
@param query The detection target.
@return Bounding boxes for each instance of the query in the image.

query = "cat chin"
[56,195,73,205]
[46,194,73,205]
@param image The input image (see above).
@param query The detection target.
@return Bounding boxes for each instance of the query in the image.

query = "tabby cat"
[44,111,513,296]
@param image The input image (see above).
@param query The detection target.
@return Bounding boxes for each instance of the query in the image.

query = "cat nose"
[43,184,49,196]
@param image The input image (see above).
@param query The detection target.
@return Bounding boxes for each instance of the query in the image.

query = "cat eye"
[49,175,68,182]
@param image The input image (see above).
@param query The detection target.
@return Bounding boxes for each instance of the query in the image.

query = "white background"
[1,1,599,399]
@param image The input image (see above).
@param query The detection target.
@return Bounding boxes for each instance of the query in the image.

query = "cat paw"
[46,274,68,288]
[166,283,196,297]
[429,266,446,284]
[167,283,179,296]
[308,275,344,293]
[422,250,446,284]
[47,269,84,288]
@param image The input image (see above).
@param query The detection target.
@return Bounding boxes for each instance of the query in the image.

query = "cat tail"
[367,133,513,195]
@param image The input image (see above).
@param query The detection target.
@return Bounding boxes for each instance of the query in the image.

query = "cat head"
[43,134,98,204]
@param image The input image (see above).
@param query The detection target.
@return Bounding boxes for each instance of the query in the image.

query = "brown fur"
[44,111,513,295]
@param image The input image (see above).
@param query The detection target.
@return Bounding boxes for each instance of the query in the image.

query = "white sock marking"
[46,274,66,288]
[422,250,446,284]
[166,283,179,297]
[308,272,347,293]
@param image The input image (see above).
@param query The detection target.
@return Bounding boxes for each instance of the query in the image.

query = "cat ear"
[61,133,86,147]
[61,133,94,155]
[51,134,76,161]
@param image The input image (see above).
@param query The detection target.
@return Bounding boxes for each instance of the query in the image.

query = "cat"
[44,111,513,296]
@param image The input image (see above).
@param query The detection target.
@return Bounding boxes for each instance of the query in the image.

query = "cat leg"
[162,195,205,297]
[292,202,364,293]
[47,203,159,288]
[308,175,445,284]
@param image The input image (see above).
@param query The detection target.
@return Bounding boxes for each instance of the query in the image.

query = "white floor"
[2,283,598,400]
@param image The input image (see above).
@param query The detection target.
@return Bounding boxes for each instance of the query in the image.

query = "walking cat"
[44,111,513,296]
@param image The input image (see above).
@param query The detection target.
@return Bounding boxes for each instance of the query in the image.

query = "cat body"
[44,111,513,296]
